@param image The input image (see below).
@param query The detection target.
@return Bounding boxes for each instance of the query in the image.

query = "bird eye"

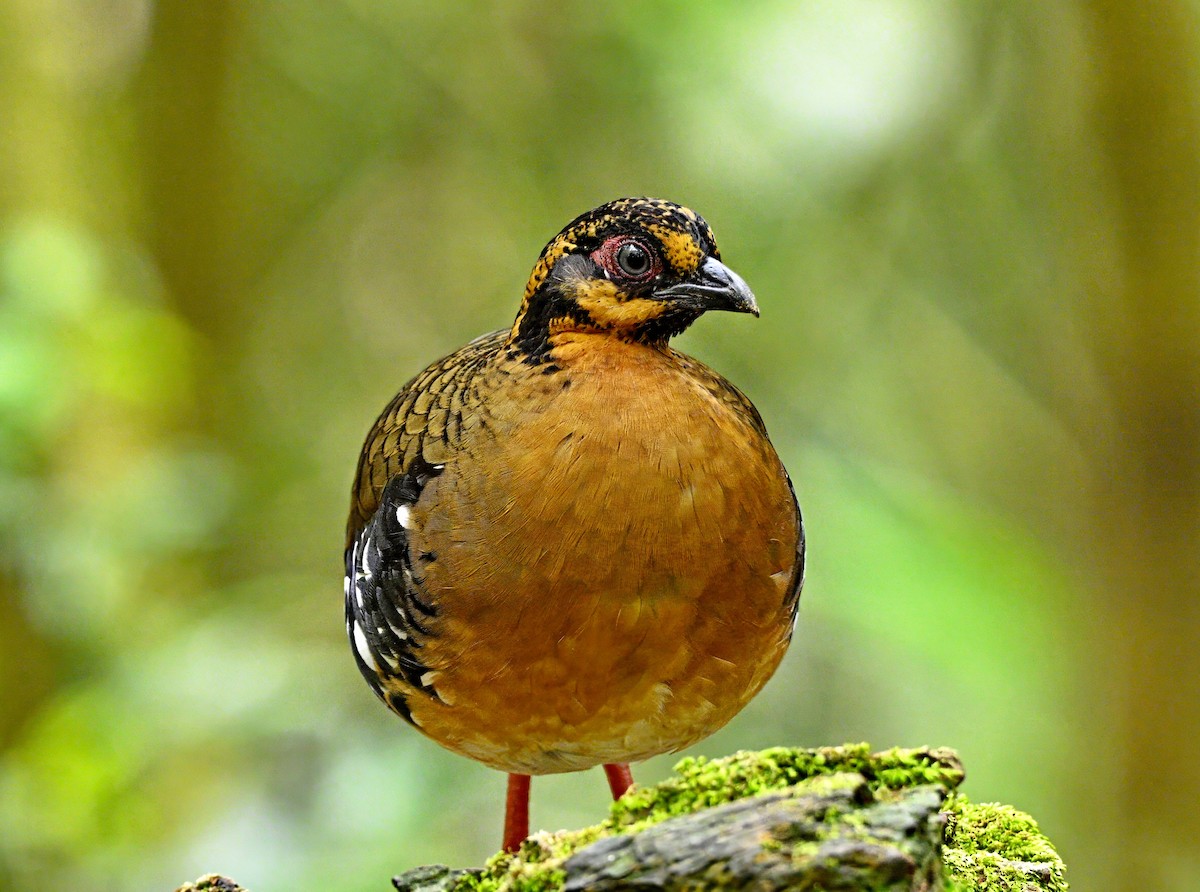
[616,241,653,278]
[590,236,661,283]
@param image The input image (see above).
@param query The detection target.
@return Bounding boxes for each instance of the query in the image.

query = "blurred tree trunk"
[1082,3,1200,890]
[140,0,237,339]
[0,0,98,751]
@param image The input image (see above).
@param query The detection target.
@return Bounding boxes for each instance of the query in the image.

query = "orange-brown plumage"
[344,198,803,848]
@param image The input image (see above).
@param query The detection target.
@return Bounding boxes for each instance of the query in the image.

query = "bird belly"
[404,350,799,774]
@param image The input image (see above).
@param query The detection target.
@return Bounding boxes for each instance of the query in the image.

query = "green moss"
[448,830,593,892]
[944,798,1061,863]
[942,796,1067,892]
[454,860,565,892]
[609,743,963,830]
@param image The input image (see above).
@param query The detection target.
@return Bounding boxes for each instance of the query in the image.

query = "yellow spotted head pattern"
[510,198,757,362]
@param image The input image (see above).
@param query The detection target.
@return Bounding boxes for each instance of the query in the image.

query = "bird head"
[509,198,758,360]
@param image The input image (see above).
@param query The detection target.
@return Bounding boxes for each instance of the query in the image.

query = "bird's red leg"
[502,773,531,853]
[603,762,634,800]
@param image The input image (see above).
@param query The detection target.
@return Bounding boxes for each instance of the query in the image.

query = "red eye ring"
[591,236,661,282]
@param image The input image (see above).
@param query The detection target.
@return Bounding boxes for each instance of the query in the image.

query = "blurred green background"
[1,2,1197,891]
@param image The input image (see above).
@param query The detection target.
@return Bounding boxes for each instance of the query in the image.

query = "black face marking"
[345,456,446,721]
[634,308,704,344]
[512,255,597,363]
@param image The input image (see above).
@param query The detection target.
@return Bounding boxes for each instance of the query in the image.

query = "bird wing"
[346,328,507,543]
[343,328,506,721]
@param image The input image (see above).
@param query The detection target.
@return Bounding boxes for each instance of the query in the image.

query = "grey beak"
[654,256,760,317]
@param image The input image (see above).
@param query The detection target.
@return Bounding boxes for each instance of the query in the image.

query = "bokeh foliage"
[1,3,1197,891]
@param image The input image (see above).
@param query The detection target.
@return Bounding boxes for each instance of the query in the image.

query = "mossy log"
[174,744,1067,892]
[560,773,946,891]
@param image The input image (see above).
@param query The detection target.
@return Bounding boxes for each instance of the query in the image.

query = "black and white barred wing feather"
[344,458,445,724]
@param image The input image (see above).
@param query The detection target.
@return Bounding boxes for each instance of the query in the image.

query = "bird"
[344,197,804,854]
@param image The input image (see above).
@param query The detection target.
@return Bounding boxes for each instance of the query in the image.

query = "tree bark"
[555,774,945,892]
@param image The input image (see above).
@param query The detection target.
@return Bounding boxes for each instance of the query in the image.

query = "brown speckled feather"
[346,329,507,543]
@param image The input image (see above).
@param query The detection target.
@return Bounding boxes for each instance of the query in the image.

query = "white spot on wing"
[396,505,412,528]
[419,671,438,688]
[360,535,375,580]
[352,622,378,671]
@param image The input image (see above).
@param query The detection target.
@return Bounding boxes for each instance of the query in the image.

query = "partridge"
[344,198,804,853]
